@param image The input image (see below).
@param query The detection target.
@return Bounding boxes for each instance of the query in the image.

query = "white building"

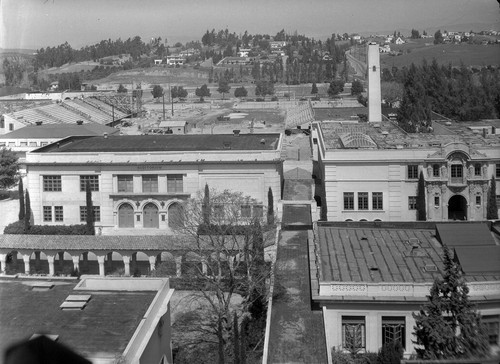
[25,133,283,234]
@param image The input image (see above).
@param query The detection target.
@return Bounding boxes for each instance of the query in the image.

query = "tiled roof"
[35,133,281,153]
[0,279,156,359]
[317,225,500,284]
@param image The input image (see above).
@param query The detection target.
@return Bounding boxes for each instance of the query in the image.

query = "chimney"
[103,132,108,139]
[367,42,382,123]
[76,120,83,125]
[35,121,42,126]
[233,130,240,137]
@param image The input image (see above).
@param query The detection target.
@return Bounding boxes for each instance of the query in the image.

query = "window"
[450,164,463,178]
[483,315,499,346]
[407,165,419,179]
[9,123,14,131]
[342,316,366,351]
[358,192,369,210]
[253,205,263,218]
[80,175,99,191]
[142,175,158,193]
[117,175,133,192]
[474,163,482,176]
[43,176,62,192]
[434,196,440,207]
[382,316,406,348]
[43,206,52,222]
[344,192,354,210]
[241,205,251,218]
[408,196,417,210]
[54,206,64,222]
[432,164,440,177]
[80,206,101,222]
[167,174,183,193]
[496,164,500,178]
[476,195,481,206]
[372,192,383,210]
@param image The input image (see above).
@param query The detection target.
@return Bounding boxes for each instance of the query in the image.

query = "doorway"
[118,203,134,228]
[143,203,159,228]
[448,195,467,220]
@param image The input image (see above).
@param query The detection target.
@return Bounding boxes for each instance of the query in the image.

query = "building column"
[81,252,88,274]
[22,254,31,275]
[0,253,7,274]
[34,251,41,271]
[47,255,55,276]
[123,256,131,276]
[58,252,64,272]
[149,256,156,272]
[97,255,106,277]
[71,255,80,273]
[175,256,182,277]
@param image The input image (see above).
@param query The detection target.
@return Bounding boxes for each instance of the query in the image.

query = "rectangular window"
[451,165,463,178]
[496,164,500,178]
[342,316,366,351]
[43,176,62,192]
[253,205,263,218]
[434,196,440,207]
[9,123,14,131]
[142,175,158,193]
[407,165,419,179]
[43,206,52,222]
[358,192,369,210]
[54,206,64,222]
[382,316,406,348]
[372,192,383,210]
[117,175,133,192]
[167,174,183,193]
[241,205,251,218]
[408,196,417,210]
[344,192,354,210]
[432,164,440,177]
[80,175,99,192]
[483,315,499,346]
[80,206,101,222]
[474,164,482,176]
[476,195,481,206]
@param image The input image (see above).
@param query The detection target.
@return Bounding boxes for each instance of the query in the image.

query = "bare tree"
[171,187,274,364]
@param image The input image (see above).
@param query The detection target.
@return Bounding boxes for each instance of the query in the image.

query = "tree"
[377,341,403,364]
[195,84,211,101]
[171,86,188,99]
[327,79,344,97]
[413,246,489,360]
[117,84,127,93]
[203,183,210,225]
[381,82,403,108]
[416,171,426,221]
[24,190,31,232]
[171,188,272,364]
[0,148,20,191]
[217,79,230,100]
[411,29,421,39]
[267,187,274,225]
[434,30,444,44]
[18,178,25,221]
[234,86,248,98]
[487,176,498,219]
[311,82,318,95]
[151,85,164,99]
[351,79,363,96]
[255,81,274,99]
[85,181,95,235]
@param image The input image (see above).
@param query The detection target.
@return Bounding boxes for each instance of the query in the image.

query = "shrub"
[3,221,90,235]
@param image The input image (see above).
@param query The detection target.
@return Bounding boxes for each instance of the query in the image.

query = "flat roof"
[0,123,119,139]
[0,279,157,360]
[316,224,500,284]
[436,223,496,246]
[34,133,281,153]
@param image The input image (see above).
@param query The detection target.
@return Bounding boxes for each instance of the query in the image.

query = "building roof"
[435,223,496,246]
[316,224,500,284]
[34,133,281,153]
[158,120,187,128]
[0,278,157,361]
[0,123,119,140]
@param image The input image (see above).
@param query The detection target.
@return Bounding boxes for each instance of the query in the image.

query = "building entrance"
[448,195,467,220]
[143,203,159,228]
[118,203,134,228]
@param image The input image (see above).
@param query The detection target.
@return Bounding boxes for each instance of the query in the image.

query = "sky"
[1,0,499,50]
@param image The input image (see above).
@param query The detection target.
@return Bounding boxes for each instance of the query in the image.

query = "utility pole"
[162,92,165,120]
[169,84,174,116]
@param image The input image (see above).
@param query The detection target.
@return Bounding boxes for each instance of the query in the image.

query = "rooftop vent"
[223,141,231,149]
[76,120,83,125]
[381,131,389,136]
[31,282,54,291]
[103,132,108,139]
[424,264,437,272]
[35,121,43,126]
[445,121,452,126]
[369,266,379,271]
[408,238,420,249]
[30,334,59,342]
[60,294,91,311]
[233,130,240,137]
[260,138,266,145]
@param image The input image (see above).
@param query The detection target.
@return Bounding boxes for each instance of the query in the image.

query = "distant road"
[346,51,367,80]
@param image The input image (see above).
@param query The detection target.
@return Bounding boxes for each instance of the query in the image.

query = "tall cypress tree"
[487,176,498,220]
[18,178,25,221]
[24,190,31,232]
[203,183,210,225]
[413,246,489,359]
[416,171,427,221]
[85,181,95,235]
[267,187,274,225]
